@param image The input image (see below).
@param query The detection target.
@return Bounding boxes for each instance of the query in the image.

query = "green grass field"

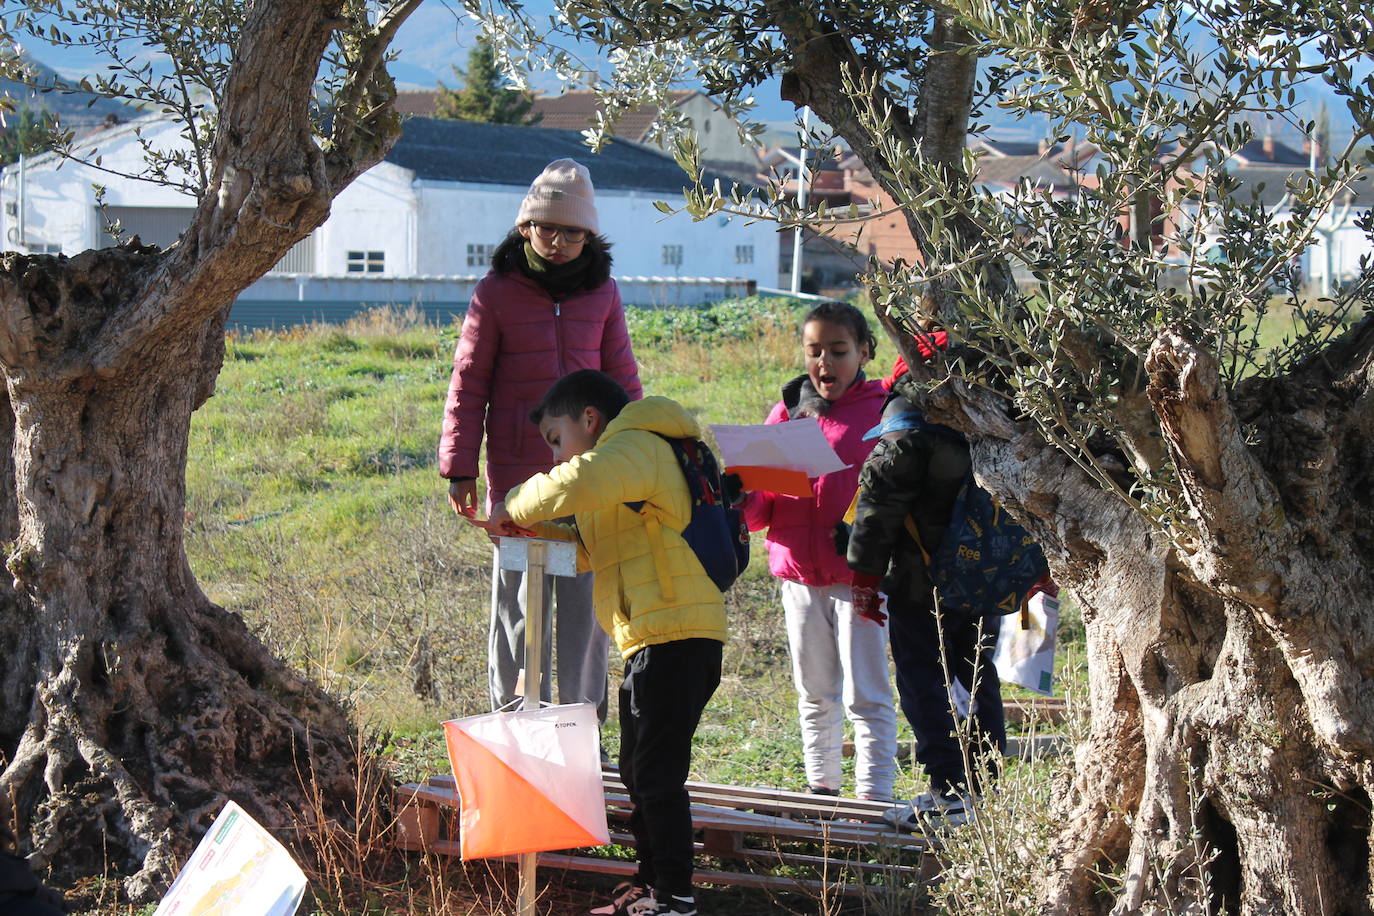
[182,299,1084,914]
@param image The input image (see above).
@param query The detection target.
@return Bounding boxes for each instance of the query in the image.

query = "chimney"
[1305,136,1323,168]
[1038,138,1050,156]
[1262,135,1275,160]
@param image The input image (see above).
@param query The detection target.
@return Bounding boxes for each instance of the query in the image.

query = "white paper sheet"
[709,418,848,476]
[993,593,1059,696]
[153,801,307,916]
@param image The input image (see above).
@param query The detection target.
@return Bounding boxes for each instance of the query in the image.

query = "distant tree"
[0,106,58,166]
[434,36,540,125]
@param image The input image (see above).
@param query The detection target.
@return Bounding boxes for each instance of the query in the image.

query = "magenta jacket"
[437,270,642,503]
[743,376,885,587]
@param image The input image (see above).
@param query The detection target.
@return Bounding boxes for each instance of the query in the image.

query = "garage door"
[98,206,316,273]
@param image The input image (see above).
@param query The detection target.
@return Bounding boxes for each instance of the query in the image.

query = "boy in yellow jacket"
[489,369,725,916]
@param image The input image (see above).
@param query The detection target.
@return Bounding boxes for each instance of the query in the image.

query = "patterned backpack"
[626,435,750,593]
[899,417,1047,615]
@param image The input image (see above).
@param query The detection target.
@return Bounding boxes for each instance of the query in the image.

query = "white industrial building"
[0,114,778,323]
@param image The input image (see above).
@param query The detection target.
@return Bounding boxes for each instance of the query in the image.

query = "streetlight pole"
[789,107,812,296]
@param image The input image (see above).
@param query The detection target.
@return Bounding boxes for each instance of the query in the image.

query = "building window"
[662,244,683,267]
[735,244,754,264]
[347,250,385,273]
[467,243,495,267]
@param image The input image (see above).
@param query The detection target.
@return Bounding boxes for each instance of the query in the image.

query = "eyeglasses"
[528,222,589,243]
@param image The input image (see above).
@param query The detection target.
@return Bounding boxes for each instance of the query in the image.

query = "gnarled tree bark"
[763,5,1374,911]
[1032,319,1374,913]
[0,0,419,901]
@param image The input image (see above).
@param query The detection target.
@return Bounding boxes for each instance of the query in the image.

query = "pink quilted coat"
[437,270,642,503]
[742,377,885,587]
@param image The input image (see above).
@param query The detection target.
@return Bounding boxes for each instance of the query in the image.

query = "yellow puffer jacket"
[504,396,728,658]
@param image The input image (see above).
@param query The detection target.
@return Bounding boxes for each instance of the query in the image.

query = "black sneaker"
[882,790,976,833]
[589,881,651,915]
[642,892,698,915]
[914,789,975,829]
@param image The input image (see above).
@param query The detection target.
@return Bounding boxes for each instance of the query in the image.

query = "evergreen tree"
[0,106,58,166]
[434,38,540,125]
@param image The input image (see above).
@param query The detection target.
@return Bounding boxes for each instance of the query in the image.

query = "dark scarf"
[521,242,594,299]
[490,231,613,299]
[781,371,867,419]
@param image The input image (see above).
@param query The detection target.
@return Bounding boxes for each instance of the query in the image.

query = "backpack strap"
[903,515,931,566]
[621,432,691,603]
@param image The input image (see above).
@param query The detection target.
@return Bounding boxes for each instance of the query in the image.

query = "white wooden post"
[497,536,579,916]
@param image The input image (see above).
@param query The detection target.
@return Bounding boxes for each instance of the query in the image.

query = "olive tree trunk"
[0,0,417,900]
[1033,321,1374,914]
[770,6,1374,911]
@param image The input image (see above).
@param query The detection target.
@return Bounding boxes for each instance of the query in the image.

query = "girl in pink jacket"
[437,158,642,717]
[742,301,897,800]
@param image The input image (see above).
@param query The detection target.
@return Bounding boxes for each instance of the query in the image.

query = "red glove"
[1026,572,1059,601]
[850,572,886,626]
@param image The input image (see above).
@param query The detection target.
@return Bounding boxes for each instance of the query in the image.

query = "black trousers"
[619,638,722,897]
[886,593,1006,796]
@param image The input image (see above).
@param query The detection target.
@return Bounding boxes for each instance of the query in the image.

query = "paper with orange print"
[710,418,848,496]
[729,465,813,498]
[152,801,306,916]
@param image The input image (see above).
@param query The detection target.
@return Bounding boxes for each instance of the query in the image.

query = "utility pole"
[789,107,812,296]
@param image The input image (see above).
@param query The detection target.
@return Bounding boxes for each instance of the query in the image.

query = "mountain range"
[0,55,136,131]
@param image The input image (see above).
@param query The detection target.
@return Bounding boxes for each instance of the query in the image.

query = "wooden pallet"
[395,770,936,898]
[1004,695,1069,725]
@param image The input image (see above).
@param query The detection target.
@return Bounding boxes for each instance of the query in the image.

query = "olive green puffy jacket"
[847,388,970,602]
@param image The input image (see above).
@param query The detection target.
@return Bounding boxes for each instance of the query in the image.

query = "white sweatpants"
[781,580,898,800]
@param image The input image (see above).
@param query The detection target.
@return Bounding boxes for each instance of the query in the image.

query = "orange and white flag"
[443,703,609,860]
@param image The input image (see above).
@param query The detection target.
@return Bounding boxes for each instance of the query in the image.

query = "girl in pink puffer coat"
[437,158,642,718]
[742,301,897,801]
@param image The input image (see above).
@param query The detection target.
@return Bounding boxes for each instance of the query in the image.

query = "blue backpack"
[627,435,750,593]
[898,418,1047,616]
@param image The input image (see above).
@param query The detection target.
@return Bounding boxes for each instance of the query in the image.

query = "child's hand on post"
[488,501,540,538]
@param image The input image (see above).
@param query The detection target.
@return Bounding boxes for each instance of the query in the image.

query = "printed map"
[152,801,306,916]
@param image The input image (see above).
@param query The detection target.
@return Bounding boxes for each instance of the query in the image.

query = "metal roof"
[1223,165,1374,209]
[386,117,696,193]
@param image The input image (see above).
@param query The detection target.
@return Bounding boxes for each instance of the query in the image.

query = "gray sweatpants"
[487,545,609,721]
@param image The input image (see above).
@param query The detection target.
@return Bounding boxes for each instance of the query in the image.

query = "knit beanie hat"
[516,158,599,234]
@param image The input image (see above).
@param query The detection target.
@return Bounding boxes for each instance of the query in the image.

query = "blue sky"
[13,0,1352,142]
[15,0,804,124]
